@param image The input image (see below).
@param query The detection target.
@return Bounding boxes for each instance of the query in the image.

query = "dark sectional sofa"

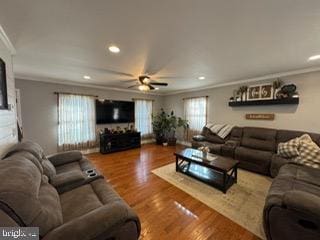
[0,141,141,240]
[192,126,320,240]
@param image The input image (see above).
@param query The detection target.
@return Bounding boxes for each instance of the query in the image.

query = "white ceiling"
[1,0,320,93]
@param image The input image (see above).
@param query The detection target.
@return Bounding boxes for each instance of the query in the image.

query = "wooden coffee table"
[174,148,239,193]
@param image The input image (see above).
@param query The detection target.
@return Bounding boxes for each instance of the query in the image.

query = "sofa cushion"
[235,146,273,175]
[60,183,104,223]
[294,138,320,169]
[201,127,225,144]
[229,127,243,141]
[4,141,44,160]
[277,137,300,158]
[241,127,277,152]
[0,159,63,236]
[277,163,320,187]
[42,156,57,180]
[2,150,44,174]
[270,154,291,178]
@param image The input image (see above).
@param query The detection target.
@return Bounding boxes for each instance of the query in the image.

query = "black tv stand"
[99,132,141,154]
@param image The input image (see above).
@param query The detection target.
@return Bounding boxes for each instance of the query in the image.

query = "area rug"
[152,163,272,239]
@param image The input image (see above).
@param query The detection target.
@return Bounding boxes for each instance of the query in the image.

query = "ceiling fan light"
[142,77,150,84]
[138,85,150,91]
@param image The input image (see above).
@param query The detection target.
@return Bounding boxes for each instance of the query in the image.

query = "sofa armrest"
[42,202,141,240]
[46,151,83,167]
[283,190,320,218]
[270,154,291,178]
[50,170,86,193]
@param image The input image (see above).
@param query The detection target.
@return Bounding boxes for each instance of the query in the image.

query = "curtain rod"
[183,96,208,100]
[132,98,155,101]
[54,92,98,98]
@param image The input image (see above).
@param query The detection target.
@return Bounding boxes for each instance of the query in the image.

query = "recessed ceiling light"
[155,87,159,90]
[198,76,205,80]
[83,75,91,80]
[308,55,320,61]
[108,45,120,53]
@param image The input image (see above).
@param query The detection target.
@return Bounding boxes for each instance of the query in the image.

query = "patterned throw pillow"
[294,137,320,169]
[277,137,300,158]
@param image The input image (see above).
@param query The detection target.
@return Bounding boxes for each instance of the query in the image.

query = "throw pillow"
[294,137,320,169]
[277,137,300,158]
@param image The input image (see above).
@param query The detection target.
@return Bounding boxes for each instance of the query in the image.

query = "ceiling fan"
[127,75,168,91]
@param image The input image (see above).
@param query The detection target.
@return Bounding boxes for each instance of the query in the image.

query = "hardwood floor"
[87,144,260,240]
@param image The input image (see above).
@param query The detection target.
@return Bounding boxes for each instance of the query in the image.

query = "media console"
[99,132,141,154]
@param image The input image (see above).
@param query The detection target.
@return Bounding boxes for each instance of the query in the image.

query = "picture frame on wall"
[247,84,274,101]
[260,84,273,100]
[0,58,8,110]
[247,85,261,101]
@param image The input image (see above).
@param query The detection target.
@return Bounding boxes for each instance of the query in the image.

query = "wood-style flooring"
[87,144,260,240]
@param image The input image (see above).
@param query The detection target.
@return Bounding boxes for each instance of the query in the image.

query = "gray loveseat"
[0,141,141,240]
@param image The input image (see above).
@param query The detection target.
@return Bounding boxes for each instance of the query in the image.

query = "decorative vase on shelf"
[242,92,247,102]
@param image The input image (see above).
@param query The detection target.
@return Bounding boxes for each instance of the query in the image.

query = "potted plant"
[152,109,169,145]
[152,109,189,145]
[166,111,189,146]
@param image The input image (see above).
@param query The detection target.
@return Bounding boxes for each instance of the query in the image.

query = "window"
[58,94,96,151]
[184,96,207,134]
[134,99,153,137]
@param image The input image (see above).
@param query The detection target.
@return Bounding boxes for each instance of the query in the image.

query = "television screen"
[96,100,134,124]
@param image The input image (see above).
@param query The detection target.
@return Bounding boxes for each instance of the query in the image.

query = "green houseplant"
[152,109,189,145]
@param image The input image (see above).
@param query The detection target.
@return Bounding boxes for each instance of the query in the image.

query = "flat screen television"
[96,100,134,124]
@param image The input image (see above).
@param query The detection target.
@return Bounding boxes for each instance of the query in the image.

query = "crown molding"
[163,66,320,96]
[15,74,163,96]
[15,66,320,97]
[0,25,16,55]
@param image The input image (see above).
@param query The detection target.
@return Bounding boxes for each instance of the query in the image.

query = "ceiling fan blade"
[148,84,155,90]
[156,76,185,80]
[150,82,168,86]
[122,79,137,83]
[128,84,139,89]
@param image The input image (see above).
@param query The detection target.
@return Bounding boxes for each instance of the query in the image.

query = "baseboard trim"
[83,139,155,154]
[141,138,156,144]
[177,140,192,147]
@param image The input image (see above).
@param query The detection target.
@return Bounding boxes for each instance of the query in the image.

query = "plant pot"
[156,137,165,145]
[168,137,177,146]
[163,142,168,146]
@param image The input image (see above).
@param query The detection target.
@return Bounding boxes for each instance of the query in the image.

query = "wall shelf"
[228,97,299,107]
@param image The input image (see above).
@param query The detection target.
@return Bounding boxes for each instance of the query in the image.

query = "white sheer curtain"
[134,99,153,138]
[184,97,207,140]
[58,94,96,151]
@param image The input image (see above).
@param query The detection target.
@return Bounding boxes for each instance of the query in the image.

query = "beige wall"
[15,70,320,153]
[163,71,320,140]
[0,35,17,157]
[15,79,163,154]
